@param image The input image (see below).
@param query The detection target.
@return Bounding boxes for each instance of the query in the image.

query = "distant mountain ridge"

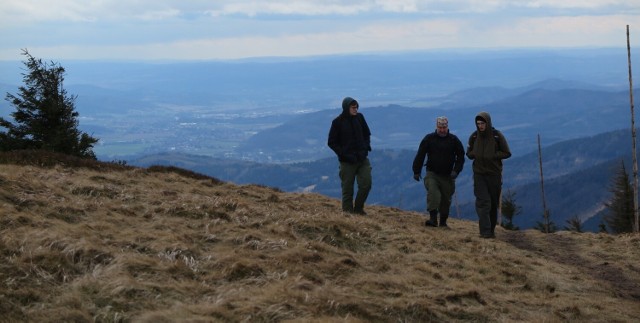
[429,78,614,108]
[237,86,639,162]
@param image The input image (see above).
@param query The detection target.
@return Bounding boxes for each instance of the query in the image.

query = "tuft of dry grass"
[1,152,639,322]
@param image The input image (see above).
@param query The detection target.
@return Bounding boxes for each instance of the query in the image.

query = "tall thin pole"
[627,25,639,233]
[454,190,460,218]
[538,134,550,233]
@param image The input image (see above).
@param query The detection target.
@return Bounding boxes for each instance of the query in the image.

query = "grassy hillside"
[1,151,639,322]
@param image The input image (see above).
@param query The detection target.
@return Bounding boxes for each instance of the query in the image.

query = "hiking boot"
[425,220,438,227]
[439,215,448,228]
[425,210,438,227]
[353,209,367,215]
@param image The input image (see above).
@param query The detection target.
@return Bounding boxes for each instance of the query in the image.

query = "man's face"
[349,103,358,116]
[476,120,487,131]
[436,125,448,136]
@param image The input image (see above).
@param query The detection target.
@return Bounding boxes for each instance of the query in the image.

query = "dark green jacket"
[466,111,511,175]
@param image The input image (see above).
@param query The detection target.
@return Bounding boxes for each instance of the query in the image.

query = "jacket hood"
[342,97,358,115]
[475,111,492,129]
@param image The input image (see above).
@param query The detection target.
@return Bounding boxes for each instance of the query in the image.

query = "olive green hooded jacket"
[466,111,511,175]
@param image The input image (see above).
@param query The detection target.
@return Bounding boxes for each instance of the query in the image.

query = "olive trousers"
[424,171,455,219]
[339,158,372,212]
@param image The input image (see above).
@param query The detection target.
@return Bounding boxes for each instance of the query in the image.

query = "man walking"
[328,97,372,215]
[412,116,465,227]
[466,111,511,238]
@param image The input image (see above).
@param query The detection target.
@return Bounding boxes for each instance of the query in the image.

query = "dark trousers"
[473,173,502,236]
[339,158,372,212]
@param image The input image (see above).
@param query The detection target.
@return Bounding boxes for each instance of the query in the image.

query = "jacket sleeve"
[412,138,427,175]
[495,131,512,160]
[360,114,372,151]
[327,119,342,157]
[453,136,465,173]
[466,133,476,160]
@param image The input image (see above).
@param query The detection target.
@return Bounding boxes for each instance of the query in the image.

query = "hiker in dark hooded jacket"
[466,111,511,238]
[327,97,372,215]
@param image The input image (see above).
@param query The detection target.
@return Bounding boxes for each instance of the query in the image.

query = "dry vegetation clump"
[1,158,639,322]
[0,150,131,171]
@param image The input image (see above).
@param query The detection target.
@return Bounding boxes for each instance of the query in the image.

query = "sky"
[1,0,639,61]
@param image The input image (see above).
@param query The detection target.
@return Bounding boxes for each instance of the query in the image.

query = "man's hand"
[450,171,458,180]
[413,174,421,182]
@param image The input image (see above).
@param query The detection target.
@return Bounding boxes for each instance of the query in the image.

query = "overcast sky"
[1,0,639,61]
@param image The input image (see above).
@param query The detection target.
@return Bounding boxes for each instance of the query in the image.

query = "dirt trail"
[502,231,640,301]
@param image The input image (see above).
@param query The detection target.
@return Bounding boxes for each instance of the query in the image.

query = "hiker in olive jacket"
[466,111,511,238]
[328,97,372,215]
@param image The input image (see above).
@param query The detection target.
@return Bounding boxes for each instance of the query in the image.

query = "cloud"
[520,0,632,10]
[0,0,638,60]
[503,15,635,46]
[206,2,370,17]
[1,0,637,24]
[4,14,634,61]
[0,0,96,23]
[207,0,422,16]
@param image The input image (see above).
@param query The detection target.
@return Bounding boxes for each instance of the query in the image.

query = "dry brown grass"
[1,152,639,322]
